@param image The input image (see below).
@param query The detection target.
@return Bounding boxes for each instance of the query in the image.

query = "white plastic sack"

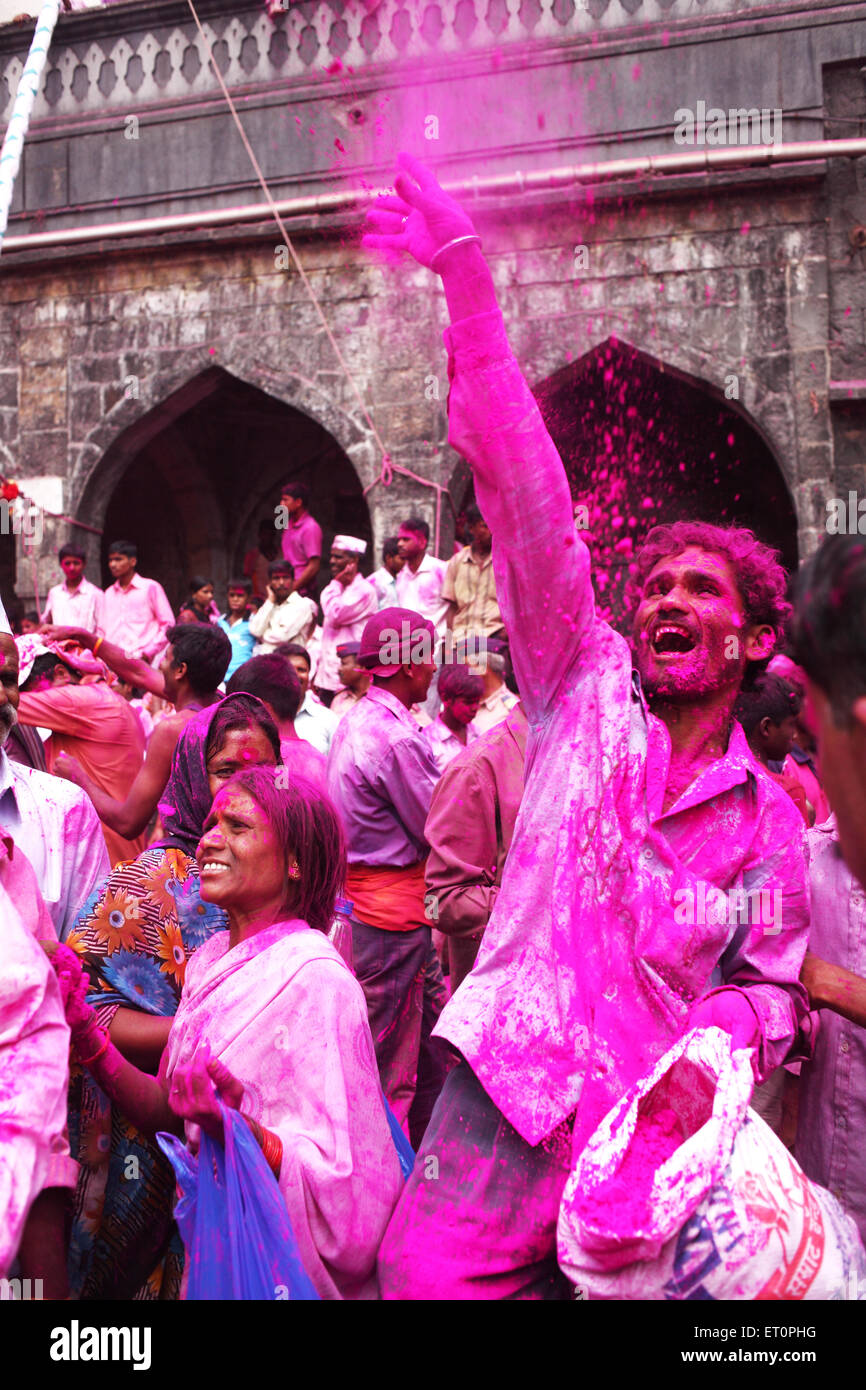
[557,1026,866,1300]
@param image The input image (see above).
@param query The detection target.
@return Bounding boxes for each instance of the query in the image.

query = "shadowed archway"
[529,337,800,634]
[78,367,371,613]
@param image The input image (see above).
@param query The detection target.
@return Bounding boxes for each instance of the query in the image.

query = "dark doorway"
[526,338,799,635]
[95,368,370,614]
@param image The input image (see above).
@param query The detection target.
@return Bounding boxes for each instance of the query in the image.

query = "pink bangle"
[76,1031,110,1067]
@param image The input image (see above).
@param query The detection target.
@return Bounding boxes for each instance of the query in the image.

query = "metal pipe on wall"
[1,137,865,257]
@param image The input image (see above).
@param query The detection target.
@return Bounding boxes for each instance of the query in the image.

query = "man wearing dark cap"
[331,640,372,720]
[326,607,450,1147]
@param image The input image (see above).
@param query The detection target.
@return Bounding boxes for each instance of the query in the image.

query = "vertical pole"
[0,0,62,255]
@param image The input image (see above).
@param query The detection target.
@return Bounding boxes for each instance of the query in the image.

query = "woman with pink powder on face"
[52,765,403,1300]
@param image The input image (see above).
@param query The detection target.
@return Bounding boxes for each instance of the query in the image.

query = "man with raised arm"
[41,622,230,846]
[365,155,811,1299]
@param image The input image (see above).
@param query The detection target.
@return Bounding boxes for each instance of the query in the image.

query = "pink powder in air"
[580,1108,684,1233]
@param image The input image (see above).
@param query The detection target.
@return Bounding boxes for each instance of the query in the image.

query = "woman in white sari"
[53,766,404,1300]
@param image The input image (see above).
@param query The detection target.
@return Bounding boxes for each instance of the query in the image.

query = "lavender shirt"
[326,687,440,867]
[796,818,866,1241]
[433,309,810,1148]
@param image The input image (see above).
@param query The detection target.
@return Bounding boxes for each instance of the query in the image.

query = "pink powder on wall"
[579,1108,684,1233]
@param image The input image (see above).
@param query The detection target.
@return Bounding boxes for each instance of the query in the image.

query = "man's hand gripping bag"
[557,1026,866,1300]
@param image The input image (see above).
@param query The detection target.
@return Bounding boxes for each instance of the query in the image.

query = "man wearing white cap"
[315,536,378,706]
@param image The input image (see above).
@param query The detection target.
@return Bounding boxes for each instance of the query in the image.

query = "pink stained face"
[808,677,866,892]
[196,786,286,912]
[60,556,84,584]
[0,634,19,713]
[448,695,481,726]
[632,545,755,702]
[397,527,425,563]
[204,725,278,800]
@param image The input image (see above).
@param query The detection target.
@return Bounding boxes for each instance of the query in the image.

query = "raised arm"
[248,598,273,639]
[50,946,176,1138]
[364,154,595,721]
[55,718,176,840]
[321,576,378,625]
[41,626,166,698]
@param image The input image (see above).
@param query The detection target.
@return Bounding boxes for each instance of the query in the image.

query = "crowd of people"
[2,152,866,1301]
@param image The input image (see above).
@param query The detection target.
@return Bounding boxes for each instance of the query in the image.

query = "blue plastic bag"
[383,1096,416,1181]
[157,1105,320,1301]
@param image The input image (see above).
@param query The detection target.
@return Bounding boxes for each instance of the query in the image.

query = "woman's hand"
[362,151,478,271]
[168,1043,244,1143]
[50,943,103,1055]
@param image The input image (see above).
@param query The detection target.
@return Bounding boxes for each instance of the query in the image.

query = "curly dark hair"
[627,520,791,639]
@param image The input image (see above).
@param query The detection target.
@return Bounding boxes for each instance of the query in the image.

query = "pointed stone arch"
[459,336,798,634]
[72,364,372,611]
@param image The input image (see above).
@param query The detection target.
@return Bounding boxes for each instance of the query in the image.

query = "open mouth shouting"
[649,620,699,658]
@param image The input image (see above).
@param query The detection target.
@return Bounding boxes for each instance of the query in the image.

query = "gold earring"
[288,864,300,880]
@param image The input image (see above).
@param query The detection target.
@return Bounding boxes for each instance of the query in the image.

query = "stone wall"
[0,0,864,607]
[0,160,836,605]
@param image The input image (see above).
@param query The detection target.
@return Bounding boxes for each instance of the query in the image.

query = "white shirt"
[249,593,317,654]
[100,573,174,660]
[395,553,448,636]
[0,749,110,941]
[43,576,103,632]
[421,715,481,776]
[370,567,400,611]
[294,690,339,757]
[0,861,72,1276]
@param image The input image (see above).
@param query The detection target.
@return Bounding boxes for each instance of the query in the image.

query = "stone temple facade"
[0,0,864,616]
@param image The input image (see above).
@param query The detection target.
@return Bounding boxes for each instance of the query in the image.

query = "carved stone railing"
[0,0,808,122]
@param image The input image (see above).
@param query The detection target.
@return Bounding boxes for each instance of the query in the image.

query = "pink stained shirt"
[433,309,811,1149]
[280,511,323,592]
[317,574,378,693]
[795,817,866,1241]
[0,837,75,1277]
[165,919,403,1299]
[17,683,147,868]
[99,573,174,661]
